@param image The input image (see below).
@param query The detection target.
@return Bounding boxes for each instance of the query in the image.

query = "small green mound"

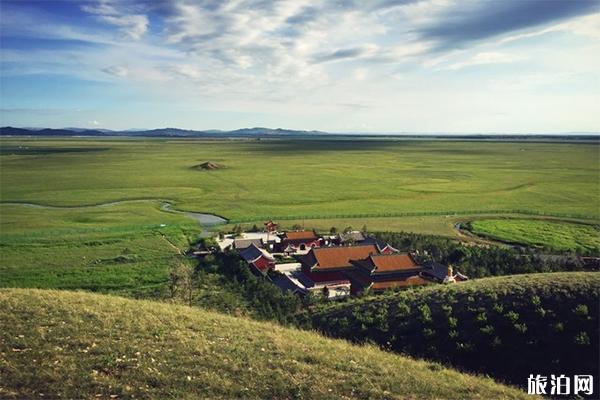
[0,289,529,399]
[469,218,600,253]
[192,161,222,170]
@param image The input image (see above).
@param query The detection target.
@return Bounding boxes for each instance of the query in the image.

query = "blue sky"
[0,0,599,133]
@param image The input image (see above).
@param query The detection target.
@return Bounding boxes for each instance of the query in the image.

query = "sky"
[0,0,599,133]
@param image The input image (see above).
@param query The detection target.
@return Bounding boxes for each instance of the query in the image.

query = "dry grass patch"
[0,289,531,399]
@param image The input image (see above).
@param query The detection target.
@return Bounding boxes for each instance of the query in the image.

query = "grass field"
[469,219,600,252]
[2,138,598,219]
[0,202,200,296]
[224,213,600,240]
[1,137,599,293]
[0,288,532,399]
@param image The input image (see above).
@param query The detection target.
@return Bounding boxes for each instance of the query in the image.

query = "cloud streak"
[418,0,600,50]
[445,52,524,70]
[82,0,149,40]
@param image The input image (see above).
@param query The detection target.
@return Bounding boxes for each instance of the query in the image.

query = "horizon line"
[2,126,600,136]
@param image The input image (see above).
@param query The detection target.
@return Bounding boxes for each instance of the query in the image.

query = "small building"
[234,238,263,250]
[347,253,430,295]
[239,243,275,275]
[320,235,337,247]
[270,273,308,296]
[297,244,379,286]
[217,232,281,252]
[421,261,469,283]
[338,231,366,244]
[359,237,399,254]
[279,230,321,252]
[264,220,278,233]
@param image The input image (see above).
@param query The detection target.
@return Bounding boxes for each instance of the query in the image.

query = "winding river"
[2,199,228,229]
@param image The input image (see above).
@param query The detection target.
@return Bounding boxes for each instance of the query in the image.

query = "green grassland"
[225,214,600,240]
[2,138,598,220]
[1,138,599,293]
[469,218,600,252]
[224,215,462,236]
[305,272,600,389]
[0,202,200,296]
[0,288,532,399]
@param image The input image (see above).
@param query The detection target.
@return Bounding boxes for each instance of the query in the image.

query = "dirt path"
[161,234,185,255]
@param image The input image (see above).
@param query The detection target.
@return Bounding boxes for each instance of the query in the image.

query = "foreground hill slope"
[305,272,599,389]
[0,289,529,399]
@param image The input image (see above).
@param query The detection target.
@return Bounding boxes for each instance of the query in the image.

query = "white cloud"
[353,68,368,81]
[445,52,524,70]
[102,65,129,77]
[82,0,148,40]
[165,64,203,80]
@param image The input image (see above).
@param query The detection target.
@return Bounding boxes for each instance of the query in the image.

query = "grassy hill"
[0,289,531,399]
[304,272,599,392]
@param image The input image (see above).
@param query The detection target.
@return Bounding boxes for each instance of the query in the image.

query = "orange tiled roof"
[309,245,378,270]
[284,230,318,240]
[371,275,431,290]
[369,253,418,272]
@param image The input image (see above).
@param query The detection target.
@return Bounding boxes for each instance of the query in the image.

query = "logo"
[527,374,594,396]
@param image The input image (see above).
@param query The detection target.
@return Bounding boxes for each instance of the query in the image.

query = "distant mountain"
[0,126,326,138]
[228,127,325,136]
[1,126,598,139]
[62,127,114,133]
[0,127,111,136]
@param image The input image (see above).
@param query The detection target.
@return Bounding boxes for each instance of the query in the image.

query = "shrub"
[504,311,519,323]
[418,304,432,324]
[448,317,458,329]
[574,331,590,345]
[573,304,589,317]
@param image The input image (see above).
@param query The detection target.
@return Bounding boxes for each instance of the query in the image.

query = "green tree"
[233,225,243,237]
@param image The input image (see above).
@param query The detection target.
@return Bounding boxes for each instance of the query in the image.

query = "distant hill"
[0,289,529,399]
[2,126,598,140]
[304,272,600,393]
[0,126,326,138]
[0,127,112,136]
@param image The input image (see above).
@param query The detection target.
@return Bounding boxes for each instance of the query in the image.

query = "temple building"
[347,253,430,295]
[239,243,275,275]
[279,230,321,252]
[359,237,399,254]
[297,244,379,286]
[422,261,469,283]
